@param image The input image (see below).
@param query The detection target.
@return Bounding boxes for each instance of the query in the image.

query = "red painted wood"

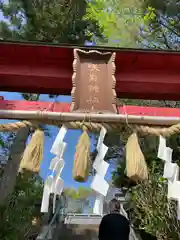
[1,99,180,117]
[0,42,180,100]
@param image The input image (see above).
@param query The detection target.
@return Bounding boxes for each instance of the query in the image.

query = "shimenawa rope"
[1,120,180,137]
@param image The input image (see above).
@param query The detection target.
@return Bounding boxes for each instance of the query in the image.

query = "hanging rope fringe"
[19,129,44,173]
[72,126,90,182]
[1,119,180,180]
[126,133,148,182]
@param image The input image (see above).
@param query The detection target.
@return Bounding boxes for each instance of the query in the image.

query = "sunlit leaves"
[85,0,146,47]
[143,6,156,23]
[63,187,93,213]
[64,186,93,200]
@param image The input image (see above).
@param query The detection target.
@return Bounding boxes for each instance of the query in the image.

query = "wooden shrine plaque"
[70,49,117,113]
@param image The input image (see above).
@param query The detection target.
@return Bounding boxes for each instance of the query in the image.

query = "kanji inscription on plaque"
[70,49,117,113]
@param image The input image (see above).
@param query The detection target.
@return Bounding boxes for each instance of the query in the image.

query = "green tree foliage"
[0,0,102,43]
[85,0,180,50]
[132,173,180,240]
[140,0,180,50]
[0,1,103,100]
[0,171,43,240]
[85,0,145,47]
[0,132,16,165]
[64,186,93,213]
[0,132,16,180]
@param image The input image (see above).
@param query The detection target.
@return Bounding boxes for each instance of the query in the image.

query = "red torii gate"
[0,41,180,118]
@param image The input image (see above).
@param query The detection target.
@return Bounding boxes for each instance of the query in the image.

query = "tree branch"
[160,25,171,49]
[156,12,180,37]
[159,20,180,37]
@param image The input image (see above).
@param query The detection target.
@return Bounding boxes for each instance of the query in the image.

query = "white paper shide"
[41,125,67,213]
[158,135,180,219]
[91,126,109,215]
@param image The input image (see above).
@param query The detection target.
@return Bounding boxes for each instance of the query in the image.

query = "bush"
[131,174,180,240]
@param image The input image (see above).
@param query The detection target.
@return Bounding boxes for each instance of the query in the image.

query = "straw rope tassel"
[126,132,148,182]
[19,129,44,173]
[72,126,90,182]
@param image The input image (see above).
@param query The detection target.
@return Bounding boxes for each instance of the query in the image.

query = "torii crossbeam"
[0,100,179,126]
[1,41,180,124]
[0,41,180,100]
